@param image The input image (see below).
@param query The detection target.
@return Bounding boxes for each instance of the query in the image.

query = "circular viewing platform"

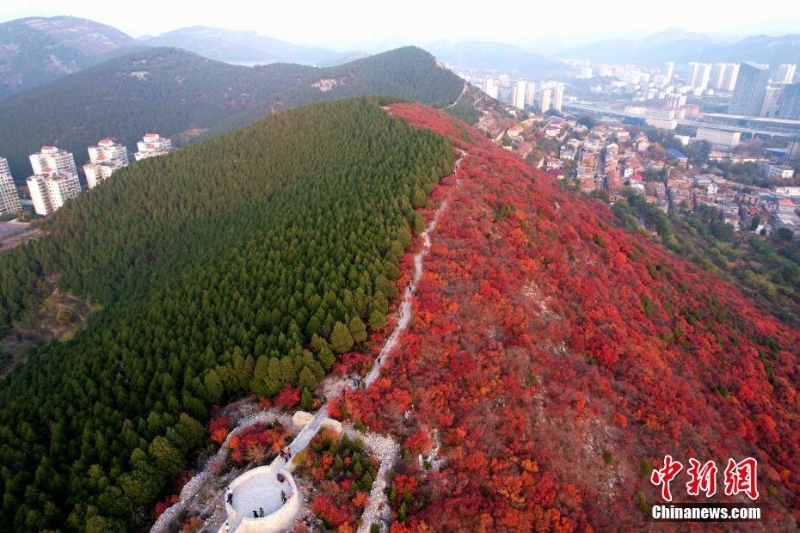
[221,462,298,533]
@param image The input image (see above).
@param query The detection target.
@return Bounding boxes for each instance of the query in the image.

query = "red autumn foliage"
[301,430,378,528]
[153,494,178,518]
[274,385,301,409]
[209,415,233,445]
[227,421,291,464]
[311,494,351,527]
[341,102,800,531]
[404,429,433,454]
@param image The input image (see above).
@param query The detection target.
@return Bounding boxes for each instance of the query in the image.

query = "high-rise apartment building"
[538,88,552,113]
[481,76,499,99]
[687,62,712,92]
[84,139,129,189]
[760,83,789,117]
[710,63,728,90]
[0,157,22,217]
[29,146,77,176]
[27,146,81,216]
[512,79,527,110]
[552,83,564,112]
[778,83,800,120]
[777,64,796,83]
[27,174,81,216]
[663,62,674,85]
[729,62,770,117]
[525,81,536,107]
[720,63,739,92]
[134,133,173,161]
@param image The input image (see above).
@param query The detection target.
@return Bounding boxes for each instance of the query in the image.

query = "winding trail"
[152,149,467,533]
[446,81,469,109]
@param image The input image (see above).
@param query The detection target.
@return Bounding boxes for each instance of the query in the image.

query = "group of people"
[222,448,294,529]
[279,446,292,461]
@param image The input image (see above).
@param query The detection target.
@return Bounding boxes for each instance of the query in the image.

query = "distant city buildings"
[708,63,739,91]
[27,146,81,216]
[777,64,797,84]
[0,157,22,217]
[665,93,686,109]
[134,133,173,161]
[729,62,770,117]
[687,62,712,93]
[84,139,129,189]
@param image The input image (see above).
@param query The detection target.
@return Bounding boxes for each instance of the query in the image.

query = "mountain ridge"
[142,25,360,66]
[0,45,463,180]
[0,16,139,95]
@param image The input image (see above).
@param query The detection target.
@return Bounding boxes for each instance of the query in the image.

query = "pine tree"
[330,321,354,354]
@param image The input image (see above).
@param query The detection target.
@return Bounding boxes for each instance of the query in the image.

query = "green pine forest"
[0,45,463,181]
[0,97,456,531]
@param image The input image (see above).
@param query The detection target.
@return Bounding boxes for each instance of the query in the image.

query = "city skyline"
[1,1,799,49]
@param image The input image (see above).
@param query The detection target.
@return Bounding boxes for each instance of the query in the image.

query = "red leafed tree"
[274,385,301,409]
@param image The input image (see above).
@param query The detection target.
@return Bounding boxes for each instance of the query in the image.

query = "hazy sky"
[2,0,800,48]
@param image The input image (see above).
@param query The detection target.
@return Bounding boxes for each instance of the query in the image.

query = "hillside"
[331,104,799,530]
[0,16,139,96]
[0,97,456,531]
[0,46,463,180]
[142,25,355,66]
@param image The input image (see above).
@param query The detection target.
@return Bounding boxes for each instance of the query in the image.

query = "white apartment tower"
[0,157,22,217]
[663,62,674,85]
[525,81,536,107]
[512,79,527,110]
[29,146,77,177]
[27,174,81,216]
[710,63,728,90]
[687,62,712,92]
[84,139,129,189]
[760,83,789,117]
[134,133,173,161]
[538,88,553,113]
[722,63,740,92]
[482,76,499,99]
[777,64,796,84]
[27,146,81,216]
[552,83,564,112]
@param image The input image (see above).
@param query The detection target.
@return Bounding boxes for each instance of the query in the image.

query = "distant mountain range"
[141,26,365,67]
[0,16,140,95]
[0,17,366,97]
[559,28,800,69]
[425,41,568,78]
[0,46,463,180]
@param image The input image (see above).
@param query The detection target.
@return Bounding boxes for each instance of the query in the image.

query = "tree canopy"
[0,97,456,531]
